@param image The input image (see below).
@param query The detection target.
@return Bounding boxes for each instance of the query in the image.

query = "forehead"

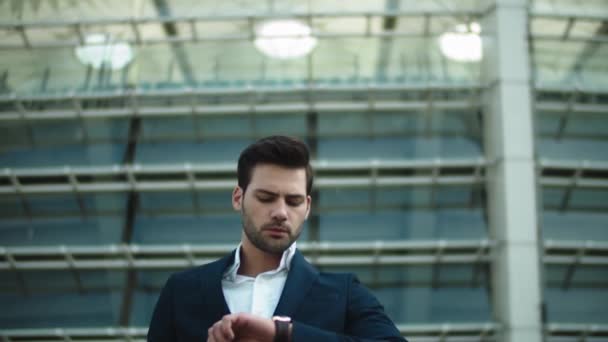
[248,164,307,194]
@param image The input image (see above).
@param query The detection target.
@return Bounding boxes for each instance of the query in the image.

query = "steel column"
[481,1,543,341]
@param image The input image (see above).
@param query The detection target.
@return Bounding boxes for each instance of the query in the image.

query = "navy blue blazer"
[148,250,406,341]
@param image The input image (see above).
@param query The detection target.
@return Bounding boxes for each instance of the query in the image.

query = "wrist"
[272,316,292,342]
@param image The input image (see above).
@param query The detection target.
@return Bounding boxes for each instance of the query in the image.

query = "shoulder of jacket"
[170,256,227,283]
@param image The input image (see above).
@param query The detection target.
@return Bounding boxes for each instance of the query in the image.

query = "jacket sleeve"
[147,274,177,342]
[292,274,407,342]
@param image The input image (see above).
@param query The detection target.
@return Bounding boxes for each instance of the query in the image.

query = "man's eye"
[257,196,274,203]
[287,199,304,206]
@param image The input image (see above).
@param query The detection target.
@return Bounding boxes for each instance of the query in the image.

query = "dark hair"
[237,136,313,195]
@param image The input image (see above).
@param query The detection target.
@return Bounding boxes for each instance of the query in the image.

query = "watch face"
[272,316,292,322]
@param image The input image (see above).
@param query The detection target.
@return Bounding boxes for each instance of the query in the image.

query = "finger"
[210,322,228,342]
[221,315,235,340]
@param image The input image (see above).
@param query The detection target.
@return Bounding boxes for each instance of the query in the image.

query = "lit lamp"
[438,22,482,62]
[254,19,317,59]
[75,33,134,70]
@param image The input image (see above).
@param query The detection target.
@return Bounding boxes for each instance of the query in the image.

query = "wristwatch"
[272,316,292,342]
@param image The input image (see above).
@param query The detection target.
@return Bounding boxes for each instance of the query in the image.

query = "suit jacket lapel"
[201,251,233,319]
[273,250,319,316]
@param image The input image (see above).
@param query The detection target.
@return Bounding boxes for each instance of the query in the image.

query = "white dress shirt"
[221,242,296,318]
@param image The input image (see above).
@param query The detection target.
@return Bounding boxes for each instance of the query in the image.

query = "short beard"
[241,202,301,255]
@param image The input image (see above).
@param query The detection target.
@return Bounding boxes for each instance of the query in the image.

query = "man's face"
[232,163,311,255]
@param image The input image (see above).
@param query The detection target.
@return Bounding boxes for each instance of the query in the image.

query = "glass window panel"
[542,211,608,241]
[313,17,367,35]
[436,187,471,207]
[198,116,250,137]
[141,117,197,140]
[0,122,31,147]
[0,195,24,218]
[376,188,432,208]
[532,0,608,13]
[136,139,248,164]
[82,193,126,213]
[133,214,242,244]
[0,271,19,292]
[28,194,79,215]
[318,137,482,160]
[320,208,486,240]
[254,115,307,136]
[137,270,174,290]
[0,216,123,246]
[318,113,370,135]
[139,192,194,213]
[318,189,372,209]
[0,143,126,167]
[569,189,608,210]
[84,118,130,141]
[537,114,608,139]
[542,188,566,209]
[545,288,608,323]
[198,191,234,213]
[16,270,126,293]
[374,287,491,323]
[320,265,486,287]
[262,59,309,81]
[537,137,608,160]
[0,292,122,328]
[545,265,608,287]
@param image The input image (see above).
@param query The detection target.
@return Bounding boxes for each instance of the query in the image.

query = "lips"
[263,226,289,237]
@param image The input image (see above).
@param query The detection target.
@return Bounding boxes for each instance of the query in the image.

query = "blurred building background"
[0,0,607,341]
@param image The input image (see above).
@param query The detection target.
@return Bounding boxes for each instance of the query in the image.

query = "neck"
[238,237,283,277]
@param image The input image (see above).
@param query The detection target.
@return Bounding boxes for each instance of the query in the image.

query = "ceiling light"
[254,19,318,59]
[438,22,482,62]
[75,33,134,70]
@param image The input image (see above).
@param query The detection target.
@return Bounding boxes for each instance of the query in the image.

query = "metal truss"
[544,240,608,266]
[530,10,608,43]
[534,85,608,142]
[398,323,498,342]
[538,159,608,191]
[3,323,607,342]
[0,83,483,124]
[0,327,148,342]
[0,323,499,342]
[0,158,487,195]
[0,240,493,271]
[545,323,608,342]
[0,9,486,50]
[2,238,606,272]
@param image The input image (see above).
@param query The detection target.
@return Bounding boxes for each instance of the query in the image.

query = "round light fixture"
[254,19,318,59]
[75,33,134,70]
[438,22,482,62]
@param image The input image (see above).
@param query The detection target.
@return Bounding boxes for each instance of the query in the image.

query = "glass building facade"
[0,0,607,341]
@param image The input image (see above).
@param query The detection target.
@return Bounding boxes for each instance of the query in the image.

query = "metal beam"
[2,240,606,272]
[0,240,494,271]
[0,9,487,49]
[152,0,196,85]
[0,83,484,123]
[0,158,486,195]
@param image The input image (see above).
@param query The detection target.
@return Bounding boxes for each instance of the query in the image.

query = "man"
[148,136,406,342]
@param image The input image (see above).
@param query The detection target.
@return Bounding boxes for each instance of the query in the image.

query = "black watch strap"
[273,318,290,342]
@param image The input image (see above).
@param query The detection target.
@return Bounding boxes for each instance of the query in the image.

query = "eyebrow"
[254,189,306,199]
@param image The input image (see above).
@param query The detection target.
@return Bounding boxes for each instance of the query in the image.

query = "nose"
[270,200,288,222]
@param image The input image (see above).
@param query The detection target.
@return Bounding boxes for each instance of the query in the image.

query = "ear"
[304,195,312,219]
[232,186,243,211]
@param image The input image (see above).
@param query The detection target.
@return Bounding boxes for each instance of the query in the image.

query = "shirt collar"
[223,242,297,281]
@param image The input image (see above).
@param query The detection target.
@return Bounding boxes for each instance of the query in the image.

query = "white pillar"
[481,1,543,342]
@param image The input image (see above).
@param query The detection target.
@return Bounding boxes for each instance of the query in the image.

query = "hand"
[207,313,275,342]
